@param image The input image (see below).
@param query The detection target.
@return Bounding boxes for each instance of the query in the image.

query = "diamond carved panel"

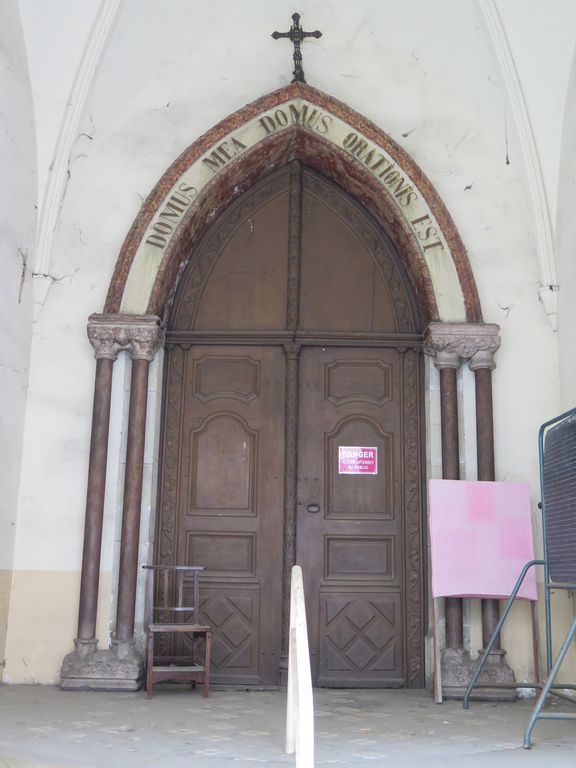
[198,591,259,676]
[319,594,402,684]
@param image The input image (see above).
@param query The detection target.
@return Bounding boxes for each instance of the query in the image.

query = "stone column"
[113,346,157,656]
[61,314,163,691]
[71,318,122,658]
[424,323,468,696]
[468,328,516,698]
[425,322,515,699]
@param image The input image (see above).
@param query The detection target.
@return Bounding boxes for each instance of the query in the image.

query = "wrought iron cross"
[272,12,322,84]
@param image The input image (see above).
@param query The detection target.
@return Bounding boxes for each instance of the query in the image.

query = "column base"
[441,647,517,700]
[441,647,474,699]
[60,643,144,691]
[470,648,517,701]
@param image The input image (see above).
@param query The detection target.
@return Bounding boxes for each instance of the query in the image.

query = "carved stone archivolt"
[423,322,500,370]
[88,313,164,361]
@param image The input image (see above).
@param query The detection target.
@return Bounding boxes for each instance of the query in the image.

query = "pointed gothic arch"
[104,82,482,324]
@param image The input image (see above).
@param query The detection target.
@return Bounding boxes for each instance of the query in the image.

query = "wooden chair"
[143,565,211,699]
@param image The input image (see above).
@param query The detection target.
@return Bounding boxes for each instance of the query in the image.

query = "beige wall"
[0,570,14,678]
[3,571,112,684]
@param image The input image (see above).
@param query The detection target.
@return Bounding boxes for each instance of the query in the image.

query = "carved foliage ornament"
[88,313,164,361]
[423,322,501,370]
[402,348,424,687]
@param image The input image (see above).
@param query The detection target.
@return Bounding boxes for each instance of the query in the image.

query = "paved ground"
[0,685,575,767]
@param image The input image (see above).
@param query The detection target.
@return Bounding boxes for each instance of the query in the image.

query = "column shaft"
[77,356,115,646]
[475,366,500,647]
[475,367,495,481]
[440,367,460,480]
[439,366,463,648]
[115,358,150,644]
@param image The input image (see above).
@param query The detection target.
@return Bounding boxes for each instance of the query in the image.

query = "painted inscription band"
[122,98,448,313]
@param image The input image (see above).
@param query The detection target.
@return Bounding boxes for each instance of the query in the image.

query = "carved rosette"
[87,313,164,361]
[423,322,501,371]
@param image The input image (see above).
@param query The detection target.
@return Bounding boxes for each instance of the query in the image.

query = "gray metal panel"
[543,412,576,584]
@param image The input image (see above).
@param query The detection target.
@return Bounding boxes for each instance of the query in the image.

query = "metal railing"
[286,565,314,768]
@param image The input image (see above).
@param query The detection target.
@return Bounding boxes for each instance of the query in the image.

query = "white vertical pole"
[285,565,314,767]
[286,567,296,754]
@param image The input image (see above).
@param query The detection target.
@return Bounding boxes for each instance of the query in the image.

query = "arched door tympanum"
[156,162,425,687]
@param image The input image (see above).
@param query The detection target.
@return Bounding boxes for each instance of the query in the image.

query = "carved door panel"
[297,346,417,687]
[162,344,285,686]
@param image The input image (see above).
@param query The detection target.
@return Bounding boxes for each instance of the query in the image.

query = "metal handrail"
[286,565,314,768]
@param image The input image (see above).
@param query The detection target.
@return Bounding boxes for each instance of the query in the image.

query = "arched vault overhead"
[104,82,482,324]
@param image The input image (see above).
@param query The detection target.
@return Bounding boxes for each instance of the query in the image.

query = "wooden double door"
[157,163,424,687]
[160,341,423,687]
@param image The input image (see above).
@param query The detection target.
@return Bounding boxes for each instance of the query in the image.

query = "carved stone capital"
[423,322,501,370]
[87,314,164,362]
[435,350,460,370]
[468,349,498,372]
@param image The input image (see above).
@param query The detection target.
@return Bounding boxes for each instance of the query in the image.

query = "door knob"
[306,503,321,513]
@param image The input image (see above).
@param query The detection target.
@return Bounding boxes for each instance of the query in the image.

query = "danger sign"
[338,446,378,475]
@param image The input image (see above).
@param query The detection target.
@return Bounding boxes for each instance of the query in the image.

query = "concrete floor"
[0,685,575,768]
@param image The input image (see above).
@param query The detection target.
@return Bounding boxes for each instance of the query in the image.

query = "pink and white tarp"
[428,479,537,601]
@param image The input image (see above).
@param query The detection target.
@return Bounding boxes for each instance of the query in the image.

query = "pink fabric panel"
[428,480,538,601]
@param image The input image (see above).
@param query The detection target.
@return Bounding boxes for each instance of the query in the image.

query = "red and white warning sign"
[338,446,378,475]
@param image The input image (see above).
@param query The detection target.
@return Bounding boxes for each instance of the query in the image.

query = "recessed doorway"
[155,163,425,687]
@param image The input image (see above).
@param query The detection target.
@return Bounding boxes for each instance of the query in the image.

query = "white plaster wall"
[0,0,36,566]
[5,0,573,683]
[17,0,101,209]
[493,0,576,227]
[0,0,36,677]
[556,49,576,410]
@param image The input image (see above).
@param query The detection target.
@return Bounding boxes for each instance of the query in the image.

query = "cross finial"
[272,12,322,84]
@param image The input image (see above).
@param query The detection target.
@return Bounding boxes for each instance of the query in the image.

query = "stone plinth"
[60,648,144,692]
